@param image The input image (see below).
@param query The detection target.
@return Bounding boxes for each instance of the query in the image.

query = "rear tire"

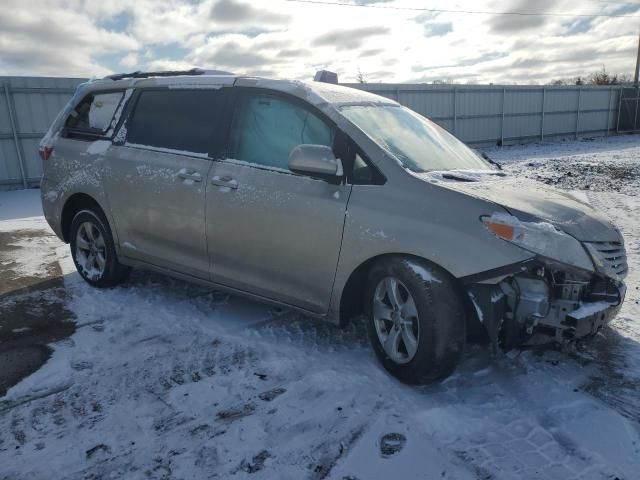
[365,256,466,384]
[70,209,130,288]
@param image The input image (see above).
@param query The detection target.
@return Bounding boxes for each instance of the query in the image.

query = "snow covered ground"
[1,135,640,479]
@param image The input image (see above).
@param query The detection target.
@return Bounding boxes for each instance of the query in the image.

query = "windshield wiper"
[481,152,502,170]
[442,173,477,182]
[473,149,503,170]
[438,170,507,182]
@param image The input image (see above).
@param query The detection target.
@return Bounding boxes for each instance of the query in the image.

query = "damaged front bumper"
[562,293,625,339]
[465,258,626,349]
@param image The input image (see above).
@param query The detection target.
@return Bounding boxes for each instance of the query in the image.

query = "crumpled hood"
[425,173,621,242]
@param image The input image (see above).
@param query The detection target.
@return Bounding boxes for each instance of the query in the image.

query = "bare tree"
[617,73,633,85]
[589,66,618,85]
[551,67,633,86]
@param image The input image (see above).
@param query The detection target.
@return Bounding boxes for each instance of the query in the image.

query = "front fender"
[328,180,535,323]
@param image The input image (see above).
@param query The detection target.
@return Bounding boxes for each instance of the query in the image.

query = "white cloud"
[120,52,139,68]
[0,0,139,77]
[0,0,638,83]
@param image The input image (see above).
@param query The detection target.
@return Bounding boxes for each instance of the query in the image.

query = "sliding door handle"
[211,176,238,189]
[177,169,202,182]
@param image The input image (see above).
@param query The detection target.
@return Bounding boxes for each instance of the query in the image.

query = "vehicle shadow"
[122,268,371,352]
[575,327,640,423]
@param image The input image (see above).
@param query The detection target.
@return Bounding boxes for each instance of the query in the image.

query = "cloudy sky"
[1,0,639,84]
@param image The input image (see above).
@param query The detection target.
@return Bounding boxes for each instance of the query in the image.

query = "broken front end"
[466,214,627,349]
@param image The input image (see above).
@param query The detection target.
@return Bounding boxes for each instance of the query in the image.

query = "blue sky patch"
[98,11,133,32]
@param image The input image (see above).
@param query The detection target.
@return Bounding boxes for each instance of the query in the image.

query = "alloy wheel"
[75,221,107,281]
[373,276,420,364]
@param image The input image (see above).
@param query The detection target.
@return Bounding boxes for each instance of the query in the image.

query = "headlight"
[482,213,594,272]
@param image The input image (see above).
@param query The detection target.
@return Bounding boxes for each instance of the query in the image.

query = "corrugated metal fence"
[0,76,85,189]
[0,76,637,190]
[347,83,630,147]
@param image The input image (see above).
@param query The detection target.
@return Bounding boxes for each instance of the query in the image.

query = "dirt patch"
[508,159,640,195]
[237,450,272,474]
[0,346,52,397]
[258,387,286,402]
[216,403,257,422]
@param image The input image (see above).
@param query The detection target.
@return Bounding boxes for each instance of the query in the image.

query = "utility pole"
[635,30,640,85]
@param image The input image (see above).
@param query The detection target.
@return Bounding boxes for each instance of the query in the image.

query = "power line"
[283,0,640,18]
[596,0,640,5]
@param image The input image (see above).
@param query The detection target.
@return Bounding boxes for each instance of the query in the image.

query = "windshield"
[340,104,491,172]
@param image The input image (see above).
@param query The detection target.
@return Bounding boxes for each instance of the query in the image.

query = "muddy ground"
[0,229,75,397]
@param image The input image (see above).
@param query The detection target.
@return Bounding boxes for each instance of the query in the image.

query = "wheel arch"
[337,252,467,327]
[60,193,108,243]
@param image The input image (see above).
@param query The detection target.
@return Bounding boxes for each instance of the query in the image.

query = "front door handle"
[177,169,202,182]
[211,176,238,189]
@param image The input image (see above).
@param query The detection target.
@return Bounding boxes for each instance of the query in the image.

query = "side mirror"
[288,144,343,182]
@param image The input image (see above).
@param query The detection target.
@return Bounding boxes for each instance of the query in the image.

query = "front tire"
[365,257,466,384]
[70,209,130,288]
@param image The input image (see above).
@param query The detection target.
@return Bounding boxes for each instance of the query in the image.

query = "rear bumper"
[40,180,65,241]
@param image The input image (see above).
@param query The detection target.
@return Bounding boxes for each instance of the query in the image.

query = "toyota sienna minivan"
[40,69,627,384]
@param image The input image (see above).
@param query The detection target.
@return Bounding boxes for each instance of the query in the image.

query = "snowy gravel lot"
[1,135,640,479]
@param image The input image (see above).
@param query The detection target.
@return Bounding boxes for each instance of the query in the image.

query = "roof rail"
[104,67,226,81]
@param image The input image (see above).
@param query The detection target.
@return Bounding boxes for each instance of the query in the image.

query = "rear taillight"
[39,146,53,161]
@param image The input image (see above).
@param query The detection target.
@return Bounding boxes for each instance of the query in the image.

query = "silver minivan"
[40,70,627,384]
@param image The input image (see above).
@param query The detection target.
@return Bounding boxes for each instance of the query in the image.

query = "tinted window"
[126,89,226,154]
[333,134,382,185]
[353,153,374,184]
[65,92,123,133]
[228,93,334,170]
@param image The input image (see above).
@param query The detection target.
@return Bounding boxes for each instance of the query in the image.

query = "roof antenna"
[314,70,338,84]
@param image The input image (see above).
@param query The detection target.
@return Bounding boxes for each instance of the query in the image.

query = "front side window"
[228,93,334,170]
[340,105,490,173]
[65,92,123,133]
[126,89,226,154]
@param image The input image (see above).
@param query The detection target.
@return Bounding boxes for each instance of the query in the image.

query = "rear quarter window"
[65,92,124,134]
[125,89,226,155]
